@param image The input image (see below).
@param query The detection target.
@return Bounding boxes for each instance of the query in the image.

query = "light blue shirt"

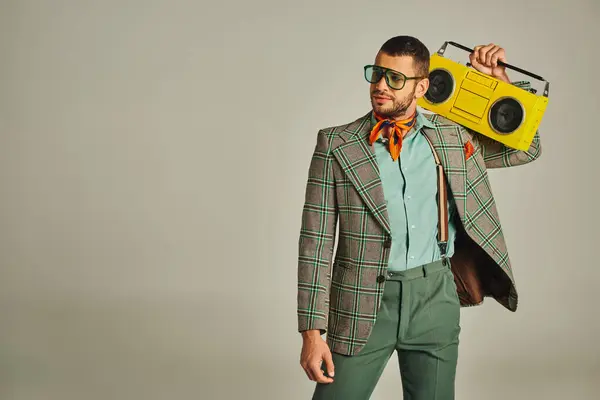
[371,111,458,271]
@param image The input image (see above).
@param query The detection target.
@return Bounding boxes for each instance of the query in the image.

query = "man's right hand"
[300,330,335,384]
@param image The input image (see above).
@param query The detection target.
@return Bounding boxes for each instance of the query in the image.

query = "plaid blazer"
[297,93,542,356]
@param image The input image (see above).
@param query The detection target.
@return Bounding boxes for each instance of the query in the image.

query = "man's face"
[369,52,429,120]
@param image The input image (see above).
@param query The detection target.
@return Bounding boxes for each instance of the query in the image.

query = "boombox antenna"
[437,41,549,97]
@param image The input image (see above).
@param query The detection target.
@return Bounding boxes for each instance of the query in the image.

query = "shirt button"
[410,256,415,259]
[407,195,412,200]
[411,225,416,229]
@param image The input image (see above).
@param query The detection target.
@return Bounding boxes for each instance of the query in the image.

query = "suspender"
[421,133,449,265]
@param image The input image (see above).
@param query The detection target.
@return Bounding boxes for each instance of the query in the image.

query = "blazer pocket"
[333,260,352,269]
[465,146,482,171]
[331,262,349,290]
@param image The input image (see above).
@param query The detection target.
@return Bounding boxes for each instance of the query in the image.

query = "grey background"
[0,0,598,399]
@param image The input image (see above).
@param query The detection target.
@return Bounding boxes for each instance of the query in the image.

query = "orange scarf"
[368,112,417,161]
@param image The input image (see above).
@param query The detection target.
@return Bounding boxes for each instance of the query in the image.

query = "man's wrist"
[301,329,322,340]
[496,72,511,84]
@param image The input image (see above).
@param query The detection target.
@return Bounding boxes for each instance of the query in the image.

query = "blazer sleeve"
[464,80,543,169]
[297,129,338,335]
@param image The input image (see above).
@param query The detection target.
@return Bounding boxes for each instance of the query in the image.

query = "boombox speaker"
[417,41,549,151]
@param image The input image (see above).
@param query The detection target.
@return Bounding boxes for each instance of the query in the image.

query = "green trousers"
[312,259,461,400]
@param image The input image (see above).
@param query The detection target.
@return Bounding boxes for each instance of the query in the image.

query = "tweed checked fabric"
[297,81,541,356]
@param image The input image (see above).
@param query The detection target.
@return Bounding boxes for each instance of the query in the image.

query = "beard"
[371,85,417,120]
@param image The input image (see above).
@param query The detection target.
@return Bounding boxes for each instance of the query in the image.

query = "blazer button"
[377,275,386,283]
[383,238,392,248]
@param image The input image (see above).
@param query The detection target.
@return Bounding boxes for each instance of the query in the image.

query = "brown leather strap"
[422,133,449,259]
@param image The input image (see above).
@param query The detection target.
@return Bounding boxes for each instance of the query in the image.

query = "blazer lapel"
[332,113,392,235]
[422,125,468,223]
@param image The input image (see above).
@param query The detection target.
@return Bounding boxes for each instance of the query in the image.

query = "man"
[297,35,541,399]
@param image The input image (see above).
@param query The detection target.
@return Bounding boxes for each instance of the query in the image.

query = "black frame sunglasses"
[364,65,427,90]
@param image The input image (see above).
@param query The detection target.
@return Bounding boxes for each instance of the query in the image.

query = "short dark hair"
[379,36,430,77]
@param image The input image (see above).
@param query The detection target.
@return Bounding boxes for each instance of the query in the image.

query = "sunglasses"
[364,65,426,90]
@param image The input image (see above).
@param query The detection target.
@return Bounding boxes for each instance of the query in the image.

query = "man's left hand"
[469,43,510,83]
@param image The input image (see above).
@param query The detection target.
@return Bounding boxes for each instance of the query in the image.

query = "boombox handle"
[437,41,549,97]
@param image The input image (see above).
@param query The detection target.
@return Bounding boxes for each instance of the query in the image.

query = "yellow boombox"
[417,41,549,151]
